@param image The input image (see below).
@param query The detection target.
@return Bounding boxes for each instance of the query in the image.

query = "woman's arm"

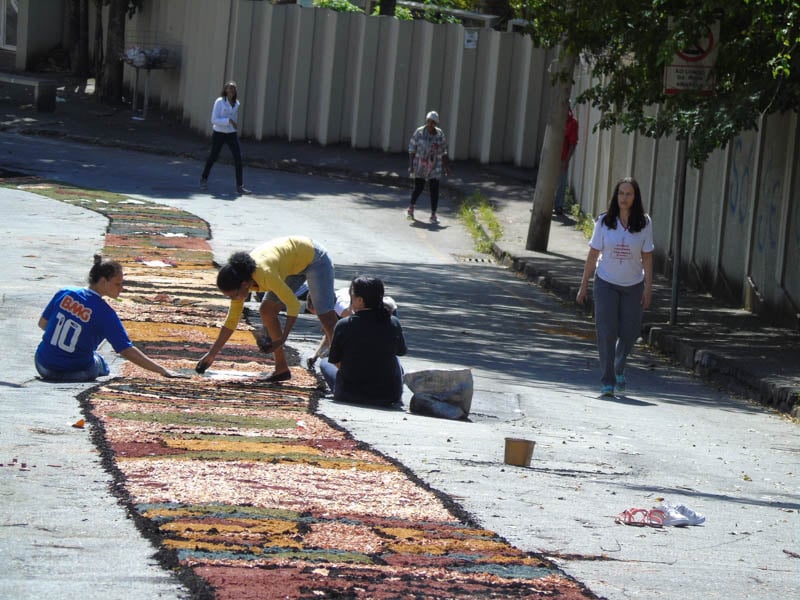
[38,317,48,331]
[210,98,230,128]
[120,346,185,378]
[641,252,653,309]
[577,247,601,304]
[196,326,235,372]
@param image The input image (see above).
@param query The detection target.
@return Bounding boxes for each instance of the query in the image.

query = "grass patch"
[459,191,503,254]
[569,202,595,239]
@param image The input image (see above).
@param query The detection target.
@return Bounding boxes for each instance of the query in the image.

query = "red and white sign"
[664,21,720,95]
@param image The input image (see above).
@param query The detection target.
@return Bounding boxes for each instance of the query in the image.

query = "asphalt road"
[1,133,797,600]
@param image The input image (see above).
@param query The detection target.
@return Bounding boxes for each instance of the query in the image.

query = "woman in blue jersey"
[35,255,184,382]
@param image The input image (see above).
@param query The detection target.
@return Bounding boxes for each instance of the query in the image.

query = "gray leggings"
[593,276,644,387]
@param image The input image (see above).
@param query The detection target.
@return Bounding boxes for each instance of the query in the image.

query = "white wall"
[571,71,800,325]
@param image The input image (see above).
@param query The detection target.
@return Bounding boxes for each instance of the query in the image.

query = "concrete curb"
[485,231,800,419]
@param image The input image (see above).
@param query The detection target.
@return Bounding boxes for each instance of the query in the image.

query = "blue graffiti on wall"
[728,137,752,226]
[756,151,782,253]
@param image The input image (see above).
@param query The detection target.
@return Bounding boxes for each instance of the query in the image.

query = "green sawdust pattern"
[109,410,298,430]
[14,178,593,600]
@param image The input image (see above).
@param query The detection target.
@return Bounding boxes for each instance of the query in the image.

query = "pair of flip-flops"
[615,508,665,528]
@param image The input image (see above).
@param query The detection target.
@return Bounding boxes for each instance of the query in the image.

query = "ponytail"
[88,254,122,284]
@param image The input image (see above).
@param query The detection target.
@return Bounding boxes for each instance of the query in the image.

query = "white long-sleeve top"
[210,96,239,134]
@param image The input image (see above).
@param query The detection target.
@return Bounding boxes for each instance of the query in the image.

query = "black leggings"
[202,131,243,186]
[410,177,439,212]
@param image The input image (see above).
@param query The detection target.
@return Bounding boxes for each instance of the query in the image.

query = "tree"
[95,0,144,104]
[64,0,90,77]
[378,0,397,16]
[518,0,800,250]
[482,0,514,28]
[526,49,574,251]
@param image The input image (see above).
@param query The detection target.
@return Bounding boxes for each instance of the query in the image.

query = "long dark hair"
[601,177,647,232]
[217,251,256,291]
[88,254,122,284]
[351,276,391,321]
[220,81,238,104]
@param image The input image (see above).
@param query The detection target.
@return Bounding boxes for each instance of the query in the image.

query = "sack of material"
[404,368,473,420]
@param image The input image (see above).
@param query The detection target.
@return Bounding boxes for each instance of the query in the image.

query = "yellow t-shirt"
[222,237,315,329]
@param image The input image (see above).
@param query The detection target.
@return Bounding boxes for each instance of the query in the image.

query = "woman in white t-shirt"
[577,177,654,397]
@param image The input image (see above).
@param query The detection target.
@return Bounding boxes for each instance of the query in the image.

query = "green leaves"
[517,0,800,167]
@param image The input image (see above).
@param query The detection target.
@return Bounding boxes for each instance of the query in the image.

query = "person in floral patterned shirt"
[407,111,451,224]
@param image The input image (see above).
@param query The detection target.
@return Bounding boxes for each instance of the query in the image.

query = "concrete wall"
[65,0,800,324]
[571,72,800,326]
[120,2,555,166]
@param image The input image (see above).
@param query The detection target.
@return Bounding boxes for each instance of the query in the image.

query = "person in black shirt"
[319,276,407,406]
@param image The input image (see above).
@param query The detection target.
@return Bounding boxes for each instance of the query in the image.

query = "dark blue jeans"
[202,131,243,186]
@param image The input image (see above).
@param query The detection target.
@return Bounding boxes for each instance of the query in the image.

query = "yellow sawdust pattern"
[124,322,255,343]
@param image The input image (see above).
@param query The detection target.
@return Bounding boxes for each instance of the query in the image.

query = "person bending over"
[197,236,338,382]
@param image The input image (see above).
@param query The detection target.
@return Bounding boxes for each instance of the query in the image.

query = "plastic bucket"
[504,438,535,467]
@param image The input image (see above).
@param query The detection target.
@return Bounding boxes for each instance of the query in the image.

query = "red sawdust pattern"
[194,564,592,600]
[113,441,187,458]
[39,183,598,600]
[106,234,212,251]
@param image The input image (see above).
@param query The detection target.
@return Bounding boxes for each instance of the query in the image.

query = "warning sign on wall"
[664,21,720,95]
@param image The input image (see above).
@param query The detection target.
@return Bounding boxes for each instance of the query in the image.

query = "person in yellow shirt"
[196,236,337,382]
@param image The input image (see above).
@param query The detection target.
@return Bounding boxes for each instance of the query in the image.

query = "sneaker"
[674,503,705,525]
[651,504,690,527]
[615,374,626,391]
[200,178,208,191]
[237,186,251,195]
[601,385,614,397]
[406,206,415,220]
[429,213,440,224]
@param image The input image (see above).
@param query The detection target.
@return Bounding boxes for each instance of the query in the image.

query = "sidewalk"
[1,86,798,417]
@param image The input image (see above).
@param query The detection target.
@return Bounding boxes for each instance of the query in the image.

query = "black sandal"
[264,371,291,383]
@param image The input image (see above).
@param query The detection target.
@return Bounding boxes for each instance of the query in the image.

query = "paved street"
[1,133,798,599]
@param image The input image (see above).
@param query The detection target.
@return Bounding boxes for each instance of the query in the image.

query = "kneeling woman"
[35,255,184,381]
[320,276,407,406]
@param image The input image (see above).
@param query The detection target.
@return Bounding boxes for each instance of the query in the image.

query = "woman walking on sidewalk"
[196,237,338,382]
[407,110,451,224]
[576,177,654,396]
[35,255,185,381]
[200,81,250,195]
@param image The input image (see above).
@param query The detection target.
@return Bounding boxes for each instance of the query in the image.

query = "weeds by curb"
[459,191,503,253]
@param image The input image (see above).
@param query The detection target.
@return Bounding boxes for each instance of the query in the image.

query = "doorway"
[1,0,18,51]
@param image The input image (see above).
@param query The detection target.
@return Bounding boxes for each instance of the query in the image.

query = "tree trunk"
[69,0,90,77]
[97,0,127,103]
[378,0,396,17]
[65,0,90,76]
[525,49,575,252]
[481,0,513,28]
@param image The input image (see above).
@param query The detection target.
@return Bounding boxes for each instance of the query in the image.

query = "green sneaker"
[601,385,615,397]
[615,374,626,391]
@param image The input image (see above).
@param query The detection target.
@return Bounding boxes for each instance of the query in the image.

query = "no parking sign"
[664,21,720,95]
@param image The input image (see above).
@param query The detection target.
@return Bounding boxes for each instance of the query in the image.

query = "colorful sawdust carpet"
[10,180,596,599]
